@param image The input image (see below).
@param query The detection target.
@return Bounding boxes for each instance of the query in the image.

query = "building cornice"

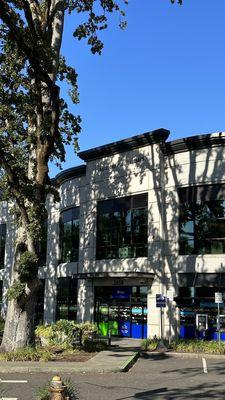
[78,128,170,162]
[162,132,225,155]
[53,165,86,185]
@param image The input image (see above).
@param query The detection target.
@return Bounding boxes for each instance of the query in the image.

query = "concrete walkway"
[0,338,142,373]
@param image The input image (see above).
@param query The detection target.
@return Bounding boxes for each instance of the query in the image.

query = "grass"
[141,337,225,355]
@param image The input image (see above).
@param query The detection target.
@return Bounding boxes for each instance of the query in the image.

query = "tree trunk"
[1,292,37,351]
[1,226,40,352]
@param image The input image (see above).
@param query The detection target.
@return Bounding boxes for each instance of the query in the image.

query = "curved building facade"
[0,128,225,340]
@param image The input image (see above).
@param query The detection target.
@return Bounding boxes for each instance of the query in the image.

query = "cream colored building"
[1,128,225,340]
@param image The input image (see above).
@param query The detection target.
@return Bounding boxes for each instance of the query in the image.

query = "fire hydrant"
[49,375,67,400]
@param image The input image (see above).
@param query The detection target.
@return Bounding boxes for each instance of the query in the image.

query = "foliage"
[83,339,108,352]
[35,325,54,342]
[0,347,52,361]
[170,339,225,355]
[0,0,129,350]
[7,281,26,300]
[141,337,225,355]
[16,251,39,282]
[36,378,79,400]
[141,337,161,351]
[35,320,98,347]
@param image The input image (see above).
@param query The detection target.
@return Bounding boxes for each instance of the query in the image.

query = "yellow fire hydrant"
[49,375,67,400]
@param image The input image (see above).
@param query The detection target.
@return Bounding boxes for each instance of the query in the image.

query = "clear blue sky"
[50,0,225,176]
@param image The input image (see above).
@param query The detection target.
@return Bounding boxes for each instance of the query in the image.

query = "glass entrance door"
[95,285,148,339]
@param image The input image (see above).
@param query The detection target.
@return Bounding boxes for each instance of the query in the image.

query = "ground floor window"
[35,279,45,325]
[56,277,77,321]
[176,273,225,340]
[95,285,147,339]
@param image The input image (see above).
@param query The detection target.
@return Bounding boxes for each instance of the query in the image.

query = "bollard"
[108,329,111,346]
[49,375,67,400]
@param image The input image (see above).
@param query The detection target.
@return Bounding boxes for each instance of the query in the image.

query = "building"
[0,128,225,340]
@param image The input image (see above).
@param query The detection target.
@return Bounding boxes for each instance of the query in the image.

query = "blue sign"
[156,294,167,308]
[112,287,131,299]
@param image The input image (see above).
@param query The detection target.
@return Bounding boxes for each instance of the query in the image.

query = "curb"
[0,351,140,373]
[120,351,139,372]
[147,351,225,359]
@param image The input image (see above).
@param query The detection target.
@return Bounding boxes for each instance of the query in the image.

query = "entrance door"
[95,285,148,338]
[118,305,131,337]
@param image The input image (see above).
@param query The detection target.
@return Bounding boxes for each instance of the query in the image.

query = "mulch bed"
[52,351,96,362]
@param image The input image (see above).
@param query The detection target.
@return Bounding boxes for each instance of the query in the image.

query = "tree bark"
[1,223,40,351]
[1,292,37,351]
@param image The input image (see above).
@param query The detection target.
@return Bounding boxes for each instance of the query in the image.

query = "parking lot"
[2,353,225,399]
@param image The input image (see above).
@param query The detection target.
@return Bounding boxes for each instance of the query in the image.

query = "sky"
[50,0,225,176]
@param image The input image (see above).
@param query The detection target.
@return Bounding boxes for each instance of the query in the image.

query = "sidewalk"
[0,338,142,374]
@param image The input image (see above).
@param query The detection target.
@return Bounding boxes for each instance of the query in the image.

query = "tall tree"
[0,0,182,351]
[0,0,128,351]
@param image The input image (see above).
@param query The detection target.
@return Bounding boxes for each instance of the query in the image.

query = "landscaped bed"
[141,337,225,355]
[0,320,108,362]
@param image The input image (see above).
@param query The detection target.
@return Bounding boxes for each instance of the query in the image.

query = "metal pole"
[160,307,163,340]
[218,302,221,345]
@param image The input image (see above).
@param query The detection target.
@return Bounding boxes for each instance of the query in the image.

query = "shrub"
[141,337,160,351]
[35,325,54,346]
[79,322,98,343]
[35,320,99,349]
[83,339,108,352]
[170,339,225,355]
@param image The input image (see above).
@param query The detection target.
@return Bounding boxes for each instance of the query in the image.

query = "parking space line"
[202,357,208,373]
[0,380,27,383]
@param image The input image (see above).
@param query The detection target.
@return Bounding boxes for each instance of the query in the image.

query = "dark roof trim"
[162,132,225,155]
[53,165,86,185]
[78,128,170,161]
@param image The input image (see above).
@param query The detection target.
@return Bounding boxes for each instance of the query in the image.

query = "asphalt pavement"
[1,340,225,399]
[2,354,225,399]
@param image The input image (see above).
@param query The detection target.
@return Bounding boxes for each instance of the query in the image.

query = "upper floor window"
[179,185,225,255]
[60,207,79,262]
[0,224,6,269]
[96,193,148,260]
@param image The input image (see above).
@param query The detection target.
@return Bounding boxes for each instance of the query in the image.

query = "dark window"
[56,277,77,321]
[35,279,45,325]
[40,220,48,265]
[96,194,148,259]
[179,186,225,255]
[60,207,80,262]
[0,224,6,269]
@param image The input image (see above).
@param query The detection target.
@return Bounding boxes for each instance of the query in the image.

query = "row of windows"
[0,186,225,268]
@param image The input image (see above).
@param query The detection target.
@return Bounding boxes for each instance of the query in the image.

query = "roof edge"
[53,165,86,185]
[162,131,225,155]
[78,128,170,162]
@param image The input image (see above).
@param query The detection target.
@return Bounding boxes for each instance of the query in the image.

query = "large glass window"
[96,193,148,259]
[60,207,79,262]
[0,224,6,269]
[56,277,77,321]
[179,193,225,255]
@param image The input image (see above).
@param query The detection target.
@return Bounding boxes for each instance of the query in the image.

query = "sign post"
[215,292,223,345]
[156,294,167,341]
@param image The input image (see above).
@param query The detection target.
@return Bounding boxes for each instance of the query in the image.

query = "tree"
[0,0,129,351]
[0,0,183,351]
